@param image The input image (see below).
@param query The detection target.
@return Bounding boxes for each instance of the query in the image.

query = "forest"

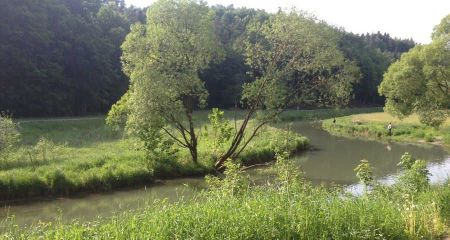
[0,0,449,239]
[0,0,415,117]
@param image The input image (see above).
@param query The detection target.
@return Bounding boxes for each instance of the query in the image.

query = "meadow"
[0,108,385,201]
[4,110,351,201]
[323,112,450,148]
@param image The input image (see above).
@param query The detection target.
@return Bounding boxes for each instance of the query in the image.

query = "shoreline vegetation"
[323,112,450,149]
[0,120,307,202]
[2,154,449,240]
[0,108,380,202]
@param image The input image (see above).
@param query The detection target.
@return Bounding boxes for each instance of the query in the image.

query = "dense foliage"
[0,0,415,117]
[379,14,450,127]
[0,0,144,116]
[0,114,20,162]
[109,0,224,164]
[338,32,414,105]
[109,2,364,169]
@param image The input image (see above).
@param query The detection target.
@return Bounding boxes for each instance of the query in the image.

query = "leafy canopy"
[243,11,359,112]
[379,14,450,127]
[108,0,223,162]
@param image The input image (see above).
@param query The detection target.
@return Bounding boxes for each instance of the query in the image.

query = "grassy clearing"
[323,112,450,147]
[279,107,383,122]
[2,157,449,240]
[0,108,380,201]
[0,115,309,201]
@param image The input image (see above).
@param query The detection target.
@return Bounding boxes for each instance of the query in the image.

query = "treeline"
[0,0,144,116]
[0,1,414,117]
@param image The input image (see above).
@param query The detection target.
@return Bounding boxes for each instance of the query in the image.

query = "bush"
[0,114,20,161]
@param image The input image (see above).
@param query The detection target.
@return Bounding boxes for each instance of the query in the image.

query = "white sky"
[125,0,450,44]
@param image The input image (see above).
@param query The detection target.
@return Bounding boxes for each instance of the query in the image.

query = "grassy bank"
[323,112,450,147]
[0,108,381,201]
[2,156,449,240]
[0,116,308,201]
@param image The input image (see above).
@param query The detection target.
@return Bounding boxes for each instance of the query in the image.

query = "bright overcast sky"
[125,0,450,44]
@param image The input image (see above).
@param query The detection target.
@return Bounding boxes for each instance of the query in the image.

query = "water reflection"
[288,122,448,185]
[0,179,204,228]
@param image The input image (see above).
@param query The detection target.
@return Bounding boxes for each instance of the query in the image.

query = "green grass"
[0,107,380,201]
[323,112,450,147]
[278,107,383,122]
[2,161,449,240]
[0,114,309,201]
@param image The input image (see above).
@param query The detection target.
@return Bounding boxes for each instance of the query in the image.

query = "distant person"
[387,122,392,136]
[333,118,336,125]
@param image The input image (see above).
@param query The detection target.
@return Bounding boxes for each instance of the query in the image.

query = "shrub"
[354,159,374,191]
[424,133,434,142]
[396,152,430,194]
[0,114,20,161]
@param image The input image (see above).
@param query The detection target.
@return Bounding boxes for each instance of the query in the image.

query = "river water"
[1,122,449,227]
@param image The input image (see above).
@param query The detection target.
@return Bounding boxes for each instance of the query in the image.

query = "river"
[1,122,449,227]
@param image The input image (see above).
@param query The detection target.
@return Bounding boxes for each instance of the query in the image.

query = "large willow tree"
[213,11,359,168]
[109,0,223,163]
[379,14,450,127]
[109,4,359,169]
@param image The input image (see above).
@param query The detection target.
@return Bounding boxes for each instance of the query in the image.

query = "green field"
[323,112,450,148]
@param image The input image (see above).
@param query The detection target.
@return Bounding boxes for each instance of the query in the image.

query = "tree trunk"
[185,96,198,164]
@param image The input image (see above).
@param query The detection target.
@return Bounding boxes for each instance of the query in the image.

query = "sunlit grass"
[323,112,450,147]
[0,115,308,201]
[0,108,380,201]
[350,112,450,127]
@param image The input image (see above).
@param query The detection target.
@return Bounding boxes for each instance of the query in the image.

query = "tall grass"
[2,155,448,240]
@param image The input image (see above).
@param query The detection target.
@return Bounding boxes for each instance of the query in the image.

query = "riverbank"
[3,156,449,240]
[0,108,381,202]
[323,112,450,148]
[0,121,308,202]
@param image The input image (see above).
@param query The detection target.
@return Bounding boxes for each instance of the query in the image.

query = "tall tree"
[214,11,359,169]
[379,14,450,127]
[110,0,223,163]
[0,0,142,116]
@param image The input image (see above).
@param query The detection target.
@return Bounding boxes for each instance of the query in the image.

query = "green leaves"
[397,153,430,194]
[204,108,233,157]
[379,14,450,127]
[114,0,224,163]
[354,159,374,190]
[243,11,359,111]
[0,114,20,161]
